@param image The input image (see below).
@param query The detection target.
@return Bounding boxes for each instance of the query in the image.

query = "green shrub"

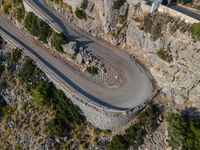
[38,20,52,43]
[151,22,162,41]
[13,0,23,6]
[18,58,83,136]
[0,81,7,93]
[47,89,83,136]
[15,145,23,150]
[167,113,184,149]
[167,113,200,150]
[0,64,5,76]
[51,33,69,52]
[141,13,191,40]
[108,105,160,150]
[32,81,52,106]
[87,66,98,76]
[191,23,200,40]
[108,135,127,150]
[75,8,86,19]
[3,49,21,64]
[114,0,126,9]
[0,101,10,122]
[3,3,11,15]
[13,0,25,22]
[156,49,172,62]
[12,48,22,64]
[138,105,159,132]
[18,59,44,91]
[157,49,167,60]
[24,12,52,43]
[24,12,39,36]
[15,7,25,22]
[3,52,12,64]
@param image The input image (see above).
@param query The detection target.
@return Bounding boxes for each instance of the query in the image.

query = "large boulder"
[62,41,78,55]
[75,53,83,65]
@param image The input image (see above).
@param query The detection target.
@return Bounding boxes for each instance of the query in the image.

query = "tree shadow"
[181,107,200,120]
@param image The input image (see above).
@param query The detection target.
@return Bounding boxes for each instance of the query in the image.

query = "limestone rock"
[76,53,83,65]
[85,1,95,15]
[62,41,78,55]
[175,95,186,105]
[119,2,128,16]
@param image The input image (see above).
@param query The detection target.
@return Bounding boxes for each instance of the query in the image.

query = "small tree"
[51,33,69,52]
[24,12,39,37]
[15,7,25,22]
[114,0,125,9]
[32,81,51,106]
[75,8,86,19]
[191,23,200,40]
[86,66,98,76]
[3,3,11,15]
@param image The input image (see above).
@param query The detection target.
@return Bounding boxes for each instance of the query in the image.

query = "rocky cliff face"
[47,0,200,110]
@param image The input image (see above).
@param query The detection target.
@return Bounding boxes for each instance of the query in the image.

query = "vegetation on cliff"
[167,113,200,150]
[75,8,86,19]
[3,48,22,65]
[86,66,99,76]
[24,12,52,43]
[140,13,191,41]
[108,105,160,150]
[191,23,200,41]
[114,0,126,9]
[2,0,25,22]
[51,33,69,52]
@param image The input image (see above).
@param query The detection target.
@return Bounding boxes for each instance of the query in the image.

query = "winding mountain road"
[0,0,155,111]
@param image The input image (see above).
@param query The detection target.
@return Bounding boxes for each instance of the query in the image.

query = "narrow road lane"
[170,4,200,21]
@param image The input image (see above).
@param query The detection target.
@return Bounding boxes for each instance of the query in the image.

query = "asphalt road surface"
[170,4,200,21]
[0,1,155,111]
